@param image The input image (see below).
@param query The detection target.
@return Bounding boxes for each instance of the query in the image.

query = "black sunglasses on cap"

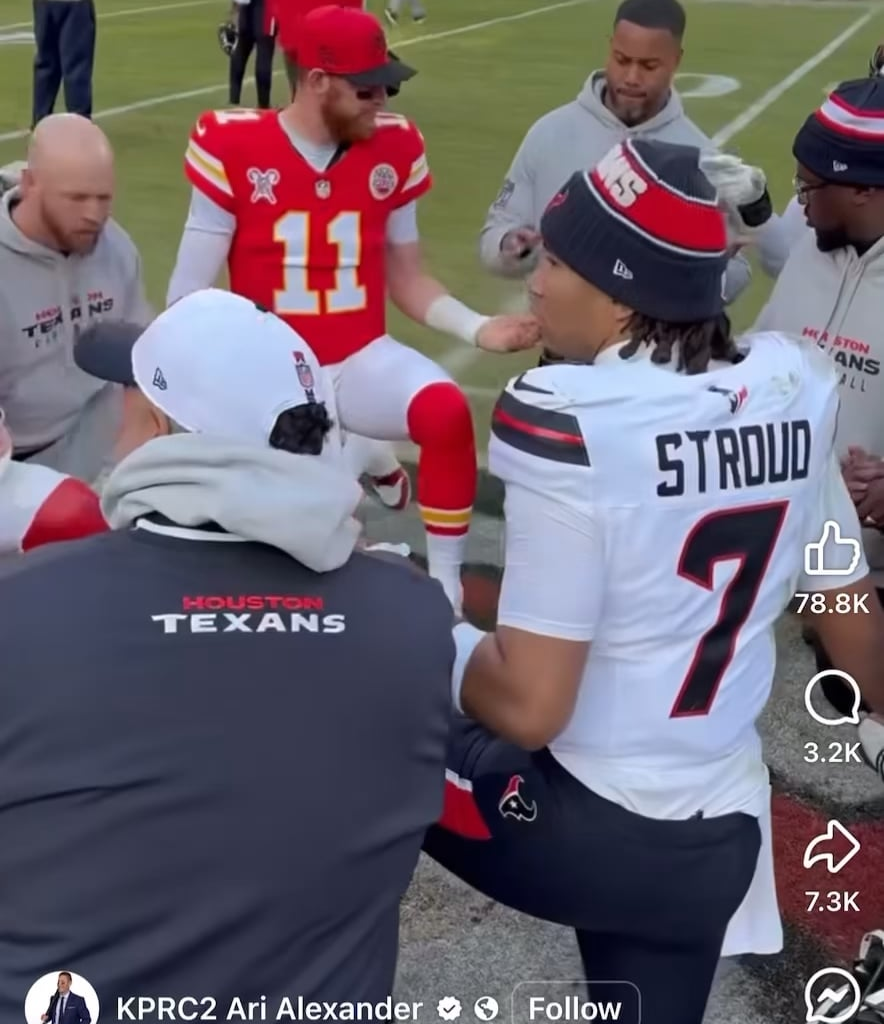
[352,51,402,99]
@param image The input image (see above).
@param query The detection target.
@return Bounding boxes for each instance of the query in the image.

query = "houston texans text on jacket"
[150,594,346,634]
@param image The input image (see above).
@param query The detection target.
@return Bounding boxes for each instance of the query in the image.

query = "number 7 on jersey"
[670,501,788,717]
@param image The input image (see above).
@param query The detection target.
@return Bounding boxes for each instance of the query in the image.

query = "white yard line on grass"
[712,8,875,145]
[0,0,588,143]
[0,0,218,32]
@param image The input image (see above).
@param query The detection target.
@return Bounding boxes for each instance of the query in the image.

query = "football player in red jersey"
[167,4,540,612]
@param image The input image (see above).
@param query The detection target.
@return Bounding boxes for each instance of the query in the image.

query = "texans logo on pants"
[498,774,537,822]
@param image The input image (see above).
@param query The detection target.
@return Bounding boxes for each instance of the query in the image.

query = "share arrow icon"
[803,820,861,875]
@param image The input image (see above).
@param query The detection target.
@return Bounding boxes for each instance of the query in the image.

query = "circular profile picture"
[23,971,100,1024]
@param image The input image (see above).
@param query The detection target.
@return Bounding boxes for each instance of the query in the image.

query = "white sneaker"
[365,467,411,511]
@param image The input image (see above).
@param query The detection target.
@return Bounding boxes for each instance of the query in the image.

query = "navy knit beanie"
[794,77,884,188]
[540,138,728,323]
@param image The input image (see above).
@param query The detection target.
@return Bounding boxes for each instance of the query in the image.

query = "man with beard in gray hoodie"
[0,288,454,1018]
[0,114,152,483]
[479,0,768,332]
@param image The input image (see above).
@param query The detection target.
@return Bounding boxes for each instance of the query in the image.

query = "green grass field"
[1,0,882,448]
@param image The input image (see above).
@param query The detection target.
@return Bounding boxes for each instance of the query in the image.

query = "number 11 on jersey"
[273,211,367,316]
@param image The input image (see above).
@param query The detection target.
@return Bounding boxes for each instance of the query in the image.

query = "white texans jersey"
[489,331,868,820]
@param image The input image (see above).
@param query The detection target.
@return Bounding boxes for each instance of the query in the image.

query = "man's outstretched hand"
[476,314,541,353]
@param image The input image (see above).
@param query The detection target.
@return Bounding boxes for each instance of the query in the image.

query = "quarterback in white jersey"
[489,330,864,818]
[426,139,884,1024]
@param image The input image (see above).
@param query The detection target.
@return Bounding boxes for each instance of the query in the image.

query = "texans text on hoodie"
[0,185,153,473]
[754,230,884,582]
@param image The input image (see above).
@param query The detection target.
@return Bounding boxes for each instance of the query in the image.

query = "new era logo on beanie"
[540,139,728,323]
[794,77,884,188]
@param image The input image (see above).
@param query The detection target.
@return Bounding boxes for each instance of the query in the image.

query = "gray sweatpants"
[22,383,124,486]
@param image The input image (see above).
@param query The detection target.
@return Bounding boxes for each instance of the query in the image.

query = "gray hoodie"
[101,433,365,570]
[753,231,884,580]
[479,71,751,303]
[0,186,153,453]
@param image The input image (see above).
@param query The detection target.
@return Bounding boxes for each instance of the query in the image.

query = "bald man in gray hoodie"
[0,114,152,484]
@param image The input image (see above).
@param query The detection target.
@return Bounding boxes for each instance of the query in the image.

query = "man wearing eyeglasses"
[755,44,884,278]
[754,76,884,716]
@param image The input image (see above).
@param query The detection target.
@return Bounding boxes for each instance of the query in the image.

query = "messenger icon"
[805,671,863,727]
[804,967,861,1023]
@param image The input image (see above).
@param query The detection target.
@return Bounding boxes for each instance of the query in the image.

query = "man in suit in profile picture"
[41,973,90,1024]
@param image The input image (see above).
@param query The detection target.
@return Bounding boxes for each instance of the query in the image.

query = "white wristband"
[425,295,490,346]
[451,621,485,713]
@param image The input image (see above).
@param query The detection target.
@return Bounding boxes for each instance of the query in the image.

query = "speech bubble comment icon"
[804,967,861,1023]
[804,671,863,726]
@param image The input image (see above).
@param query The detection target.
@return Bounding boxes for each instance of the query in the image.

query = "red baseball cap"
[283,4,416,90]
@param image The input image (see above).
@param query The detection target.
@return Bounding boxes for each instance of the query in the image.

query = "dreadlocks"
[619,311,743,373]
[269,402,334,456]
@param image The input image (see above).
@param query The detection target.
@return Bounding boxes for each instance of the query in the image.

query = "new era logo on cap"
[833,160,848,172]
[613,259,633,280]
[153,367,168,391]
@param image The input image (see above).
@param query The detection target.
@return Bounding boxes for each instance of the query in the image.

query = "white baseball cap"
[74,289,331,447]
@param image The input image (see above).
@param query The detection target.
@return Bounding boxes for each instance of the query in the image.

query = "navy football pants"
[423,716,761,1024]
[32,0,96,126]
[229,0,275,109]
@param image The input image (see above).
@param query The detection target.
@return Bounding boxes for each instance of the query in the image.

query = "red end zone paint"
[772,794,884,960]
[462,565,884,963]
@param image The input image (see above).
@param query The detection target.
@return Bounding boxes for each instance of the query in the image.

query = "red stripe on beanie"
[815,92,884,140]
[588,143,726,255]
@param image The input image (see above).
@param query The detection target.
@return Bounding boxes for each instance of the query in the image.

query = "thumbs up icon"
[804,521,862,576]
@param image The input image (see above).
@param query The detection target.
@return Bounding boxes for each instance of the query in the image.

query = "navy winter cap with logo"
[540,138,729,324]
[794,77,884,188]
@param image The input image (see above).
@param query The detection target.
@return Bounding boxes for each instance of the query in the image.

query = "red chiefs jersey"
[0,461,108,555]
[183,108,432,365]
